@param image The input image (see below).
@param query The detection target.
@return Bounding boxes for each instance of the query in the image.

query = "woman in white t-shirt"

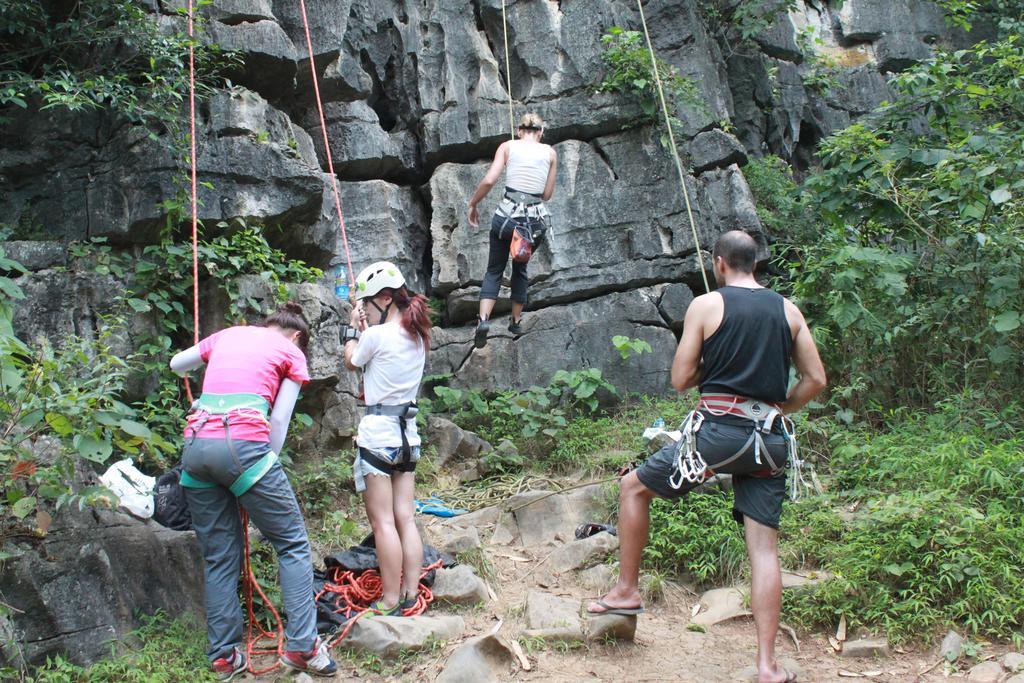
[343,261,431,615]
[467,112,558,348]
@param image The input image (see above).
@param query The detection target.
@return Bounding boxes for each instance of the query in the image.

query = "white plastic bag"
[100,459,156,519]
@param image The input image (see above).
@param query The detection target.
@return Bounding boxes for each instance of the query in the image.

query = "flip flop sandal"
[574,523,617,540]
[586,599,644,616]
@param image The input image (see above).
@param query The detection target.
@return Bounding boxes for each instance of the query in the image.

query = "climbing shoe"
[368,599,402,616]
[279,637,338,677]
[508,318,523,336]
[474,317,490,348]
[211,647,247,681]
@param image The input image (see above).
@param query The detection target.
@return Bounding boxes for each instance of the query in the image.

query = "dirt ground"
[249,496,1011,683]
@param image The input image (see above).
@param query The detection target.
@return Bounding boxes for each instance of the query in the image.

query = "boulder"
[840,638,891,658]
[2,241,65,272]
[549,532,619,573]
[522,591,584,642]
[1004,653,1024,673]
[940,630,964,661]
[0,507,204,668]
[577,564,617,592]
[692,587,750,627]
[437,634,516,683]
[437,526,482,555]
[425,416,466,468]
[585,613,636,642]
[431,565,490,606]
[657,282,695,332]
[506,485,609,547]
[427,288,678,398]
[967,661,1005,683]
[688,129,748,174]
[343,614,465,656]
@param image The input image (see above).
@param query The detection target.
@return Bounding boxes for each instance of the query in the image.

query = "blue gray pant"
[182,438,317,661]
[480,212,547,304]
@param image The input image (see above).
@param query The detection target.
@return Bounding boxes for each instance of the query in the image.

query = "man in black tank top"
[589,232,826,683]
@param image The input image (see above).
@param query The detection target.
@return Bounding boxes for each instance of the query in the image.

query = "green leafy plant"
[597,26,706,141]
[611,335,653,361]
[0,0,235,127]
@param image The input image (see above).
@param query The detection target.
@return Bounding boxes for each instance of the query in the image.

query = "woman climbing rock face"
[467,112,559,348]
[169,303,338,680]
[343,261,431,615]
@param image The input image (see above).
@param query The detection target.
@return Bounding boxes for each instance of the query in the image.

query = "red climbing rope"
[241,508,286,675]
[318,559,444,647]
[296,0,356,290]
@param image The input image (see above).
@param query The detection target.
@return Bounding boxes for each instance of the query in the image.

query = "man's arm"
[670,295,712,393]
[779,299,827,414]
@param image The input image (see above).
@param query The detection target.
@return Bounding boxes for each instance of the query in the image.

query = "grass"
[23,612,214,683]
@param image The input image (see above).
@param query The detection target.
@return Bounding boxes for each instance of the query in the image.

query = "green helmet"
[354,261,406,300]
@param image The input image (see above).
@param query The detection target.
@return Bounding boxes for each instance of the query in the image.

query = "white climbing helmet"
[354,261,406,300]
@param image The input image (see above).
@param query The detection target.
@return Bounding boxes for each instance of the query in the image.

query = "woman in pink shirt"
[170,303,336,680]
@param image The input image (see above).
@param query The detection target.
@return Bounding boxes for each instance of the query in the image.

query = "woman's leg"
[184,484,245,661]
[479,215,513,319]
[240,462,317,654]
[391,471,424,599]
[364,473,403,608]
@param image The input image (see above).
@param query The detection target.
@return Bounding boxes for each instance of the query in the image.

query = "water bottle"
[652,417,665,430]
[334,265,349,300]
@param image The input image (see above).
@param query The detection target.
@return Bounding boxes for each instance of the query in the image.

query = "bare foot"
[757,662,796,683]
[586,586,643,614]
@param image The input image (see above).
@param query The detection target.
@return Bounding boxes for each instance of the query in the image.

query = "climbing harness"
[358,402,419,474]
[635,0,710,293]
[497,187,548,263]
[667,394,809,501]
[178,393,277,497]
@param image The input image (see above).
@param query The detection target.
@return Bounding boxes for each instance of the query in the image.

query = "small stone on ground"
[342,614,465,656]
[438,526,481,555]
[967,660,1005,683]
[432,564,489,606]
[692,587,750,627]
[436,633,515,683]
[1004,652,1024,673]
[585,612,636,642]
[840,638,890,658]
[940,629,964,661]
[549,531,619,573]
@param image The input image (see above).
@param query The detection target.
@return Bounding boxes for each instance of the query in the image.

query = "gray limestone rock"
[1,241,65,272]
[437,634,516,683]
[1004,653,1024,673]
[840,638,891,658]
[549,532,620,573]
[689,129,749,174]
[524,591,583,641]
[692,587,750,627]
[432,565,490,607]
[967,661,1005,683]
[506,484,609,547]
[577,564,617,592]
[438,526,482,555]
[585,613,636,642]
[343,614,465,656]
[0,507,204,668]
[940,630,964,661]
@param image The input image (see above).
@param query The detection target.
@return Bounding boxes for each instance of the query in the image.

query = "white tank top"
[505,141,552,195]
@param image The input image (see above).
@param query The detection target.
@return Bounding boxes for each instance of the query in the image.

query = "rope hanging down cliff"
[501,0,515,139]
[635,0,710,294]
[182,1,431,674]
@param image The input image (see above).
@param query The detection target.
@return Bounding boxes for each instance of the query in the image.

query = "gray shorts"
[353,445,421,493]
[636,416,790,529]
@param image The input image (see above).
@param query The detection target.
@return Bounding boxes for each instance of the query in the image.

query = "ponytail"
[384,287,431,349]
[263,301,310,352]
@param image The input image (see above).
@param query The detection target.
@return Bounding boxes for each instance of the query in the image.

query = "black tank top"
[699,286,793,403]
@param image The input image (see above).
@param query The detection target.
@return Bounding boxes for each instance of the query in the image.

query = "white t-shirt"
[350,320,425,449]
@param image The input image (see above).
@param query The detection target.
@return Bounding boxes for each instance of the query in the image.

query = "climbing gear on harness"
[359,402,419,474]
[667,394,807,501]
[510,224,535,263]
[179,392,278,497]
[354,261,405,301]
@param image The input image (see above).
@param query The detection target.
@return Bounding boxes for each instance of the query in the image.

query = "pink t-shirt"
[184,326,310,442]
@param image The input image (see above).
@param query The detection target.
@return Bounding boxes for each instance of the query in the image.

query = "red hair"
[384,287,431,349]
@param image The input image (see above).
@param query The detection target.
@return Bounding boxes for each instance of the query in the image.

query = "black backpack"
[152,463,193,531]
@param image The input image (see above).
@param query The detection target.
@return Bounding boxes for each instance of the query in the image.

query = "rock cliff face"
[1,0,976,452]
